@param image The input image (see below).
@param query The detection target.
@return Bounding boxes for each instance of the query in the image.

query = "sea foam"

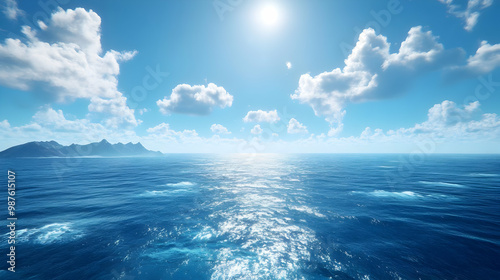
[166,181,196,187]
[352,190,422,199]
[467,173,499,177]
[419,181,465,187]
[16,223,82,244]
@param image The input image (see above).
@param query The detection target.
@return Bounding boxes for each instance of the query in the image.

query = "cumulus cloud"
[286,62,292,69]
[88,96,139,128]
[157,83,233,115]
[292,26,464,136]
[287,118,308,134]
[243,110,280,123]
[449,40,500,79]
[2,0,23,20]
[0,7,139,127]
[210,124,231,134]
[251,125,263,135]
[400,100,499,136]
[438,0,493,31]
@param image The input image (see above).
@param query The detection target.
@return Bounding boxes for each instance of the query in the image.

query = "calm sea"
[1,154,499,279]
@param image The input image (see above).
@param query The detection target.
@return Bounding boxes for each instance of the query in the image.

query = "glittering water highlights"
[1,154,499,279]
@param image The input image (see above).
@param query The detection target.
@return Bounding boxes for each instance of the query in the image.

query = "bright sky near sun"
[0,0,499,153]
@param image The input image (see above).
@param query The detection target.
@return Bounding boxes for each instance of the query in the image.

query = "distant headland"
[0,139,163,158]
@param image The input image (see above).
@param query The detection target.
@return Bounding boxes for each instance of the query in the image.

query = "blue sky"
[0,0,499,153]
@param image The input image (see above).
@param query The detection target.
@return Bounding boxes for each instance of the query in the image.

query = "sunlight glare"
[256,3,282,29]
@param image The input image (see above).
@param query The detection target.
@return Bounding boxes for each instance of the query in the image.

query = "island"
[0,139,163,158]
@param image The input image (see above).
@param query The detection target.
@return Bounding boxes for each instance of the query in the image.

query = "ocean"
[1,154,499,279]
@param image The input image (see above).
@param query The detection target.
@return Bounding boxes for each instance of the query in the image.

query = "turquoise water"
[1,154,499,279]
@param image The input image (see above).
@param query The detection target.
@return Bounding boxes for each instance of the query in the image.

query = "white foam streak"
[419,181,465,187]
[468,173,499,177]
[166,181,196,187]
[15,223,82,244]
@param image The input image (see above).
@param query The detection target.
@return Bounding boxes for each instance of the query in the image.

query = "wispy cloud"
[147,123,198,139]
[3,0,23,20]
[438,0,493,31]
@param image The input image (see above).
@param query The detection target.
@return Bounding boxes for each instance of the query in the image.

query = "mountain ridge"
[0,140,163,158]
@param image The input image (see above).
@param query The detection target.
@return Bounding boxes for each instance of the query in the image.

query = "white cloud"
[438,0,493,31]
[33,107,105,133]
[1,101,499,154]
[286,61,292,69]
[157,83,233,115]
[41,7,103,54]
[138,108,149,115]
[88,96,139,128]
[243,110,280,123]
[147,123,199,139]
[401,100,500,137]
[0,7,139,127]
[3,0,23,20]
[359,127,385,140]
[142,123,246,153]
[292,26,463,135]
[427,100,480,125]
[449,41,500,78]
[251,124,263,135]
[264,100,500,153]
[0,120,9,129]
[466,41,500,73]
[357,100,499,141]
[287,118,308,134]
[210,124,231,134]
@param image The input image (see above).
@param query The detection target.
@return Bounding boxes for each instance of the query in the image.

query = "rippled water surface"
[1,154,499,279]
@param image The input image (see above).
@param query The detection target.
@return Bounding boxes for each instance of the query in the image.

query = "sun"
[256,3,283,29]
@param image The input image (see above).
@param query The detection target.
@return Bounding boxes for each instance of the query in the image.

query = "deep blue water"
[1,154,499,280]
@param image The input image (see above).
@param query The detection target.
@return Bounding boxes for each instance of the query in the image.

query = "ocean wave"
[419,181,466,187]
[353,190,422,199]
[141,190,170,196]
[144,246,207,261]
[289,205,326,218]
[467,173,499,177]
[142,188,197,196]
[166,181,196,187]
[142,181,197,197]
[352,190,455,200]
[288,178,301,182]
[193,226,215,240]
[371,190,422,198]
[15,223,83,244]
